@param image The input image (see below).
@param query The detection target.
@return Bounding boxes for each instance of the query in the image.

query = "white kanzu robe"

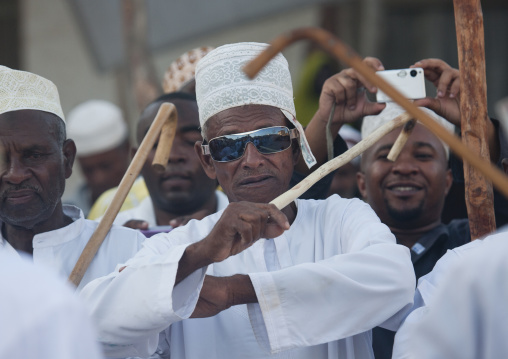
[81,196,415,358]
[393,228,508,359]
[401,231,508,359]
[0,205,146,290]
[0,252,104,359]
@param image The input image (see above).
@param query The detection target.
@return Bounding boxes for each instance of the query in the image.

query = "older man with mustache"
[0,66,145,291]
[81,42,414,359]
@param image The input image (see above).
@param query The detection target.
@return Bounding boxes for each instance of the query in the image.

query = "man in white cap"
[0,65,145,290]
[109,92,229,232]
[324,57,500,359]
[80,42,414,359]
[65,100,132,216]
[390,159,508,359]
[86,47,216,222]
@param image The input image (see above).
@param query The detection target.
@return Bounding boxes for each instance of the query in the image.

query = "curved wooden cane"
[243,27,508,208]
[69,103,177,287]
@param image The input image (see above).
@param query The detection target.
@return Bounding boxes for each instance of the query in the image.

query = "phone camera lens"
[410,69,418,77]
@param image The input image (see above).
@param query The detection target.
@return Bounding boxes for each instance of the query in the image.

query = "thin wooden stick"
[243,27,508,201]
[69,103,177,287]
[387,118,416,162]
[271,112,412,209]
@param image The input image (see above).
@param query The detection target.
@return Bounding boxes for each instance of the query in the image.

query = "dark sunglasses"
[202,126,299,162]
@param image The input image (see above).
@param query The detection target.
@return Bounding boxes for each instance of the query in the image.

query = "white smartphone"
[375,68,426,102]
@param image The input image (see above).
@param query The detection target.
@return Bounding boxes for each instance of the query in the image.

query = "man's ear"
[195,141,217,180]
[357,171,368,200]
[62,139,77,179]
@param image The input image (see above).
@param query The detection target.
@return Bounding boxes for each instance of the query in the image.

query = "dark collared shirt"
[373,219,470,359]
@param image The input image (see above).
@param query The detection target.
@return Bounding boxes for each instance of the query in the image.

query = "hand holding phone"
[376,68,426,103]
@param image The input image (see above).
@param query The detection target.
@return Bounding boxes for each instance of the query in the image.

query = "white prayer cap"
[339,125,361,150]
[162,46,214,93]
[362,102,455,158]
[66,100,128,157]
[195,42,316,168]
[0,65,65,122]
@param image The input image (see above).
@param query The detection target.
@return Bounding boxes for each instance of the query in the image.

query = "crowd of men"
[1,38,507,359]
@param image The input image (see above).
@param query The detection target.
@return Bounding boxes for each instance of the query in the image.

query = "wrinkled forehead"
[138,99,199,141]
[0,110,61,138]
[205,105,289,138]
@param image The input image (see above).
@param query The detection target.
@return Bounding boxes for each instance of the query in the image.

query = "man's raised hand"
[176,202,289,285]
[315,56,387,129]
[411,58,461,125]
[202,202,289,263]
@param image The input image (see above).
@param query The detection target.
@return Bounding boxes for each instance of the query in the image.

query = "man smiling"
[357,102,464,277]
[110,92,228,230]
[81,42,414,359]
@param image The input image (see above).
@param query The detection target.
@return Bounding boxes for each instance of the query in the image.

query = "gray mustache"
[0,184,42,199]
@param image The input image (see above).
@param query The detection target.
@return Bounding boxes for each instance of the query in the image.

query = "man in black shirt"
[322,57,499,359]
[357,101,467,279]
[357,104,470,358]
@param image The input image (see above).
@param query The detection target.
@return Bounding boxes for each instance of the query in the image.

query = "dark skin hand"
[118,191,291,319]
[190,274,256,318]
[123,219,149,230]
[302,57,499,169]
[160,201,288,318]
[122,208,215,230]
[182,202,291,318]
[297,57,386,174]
[175,202,289,286]
[169,208,213,227]
[411,58,499,161]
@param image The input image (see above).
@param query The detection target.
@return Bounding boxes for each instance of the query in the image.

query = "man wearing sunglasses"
[81,42,414,359]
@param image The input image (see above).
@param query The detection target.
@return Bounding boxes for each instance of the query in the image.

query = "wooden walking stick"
[453,0,496,240]
[68,103,177,287]
[243,27,508,206]
[271,112,412,209]
[387,118,416,162]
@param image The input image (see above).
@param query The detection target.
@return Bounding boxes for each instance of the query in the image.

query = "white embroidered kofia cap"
[66,100,128,157]
[162,46,215,94]
[0,65,65,122]
[195,42,316,168]
[362,102,455,158]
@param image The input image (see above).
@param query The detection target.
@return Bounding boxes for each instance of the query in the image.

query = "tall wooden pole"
[453,0,496,240]
[122,0,161,114]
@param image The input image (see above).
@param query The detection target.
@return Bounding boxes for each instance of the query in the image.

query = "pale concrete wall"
[20,0,320,202]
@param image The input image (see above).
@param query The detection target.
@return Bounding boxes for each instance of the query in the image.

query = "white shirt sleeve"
[247,199,415,353]
[392,238,486,359]
[407,232,508,359]
[0,253,103,359]
[80,228,208,358]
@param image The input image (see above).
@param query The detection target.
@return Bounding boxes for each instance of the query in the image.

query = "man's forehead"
[367,124,445,156]
[142,99,199,129]
[0,111,59,149]
[207,105,286,134]
[0,109,58,130]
